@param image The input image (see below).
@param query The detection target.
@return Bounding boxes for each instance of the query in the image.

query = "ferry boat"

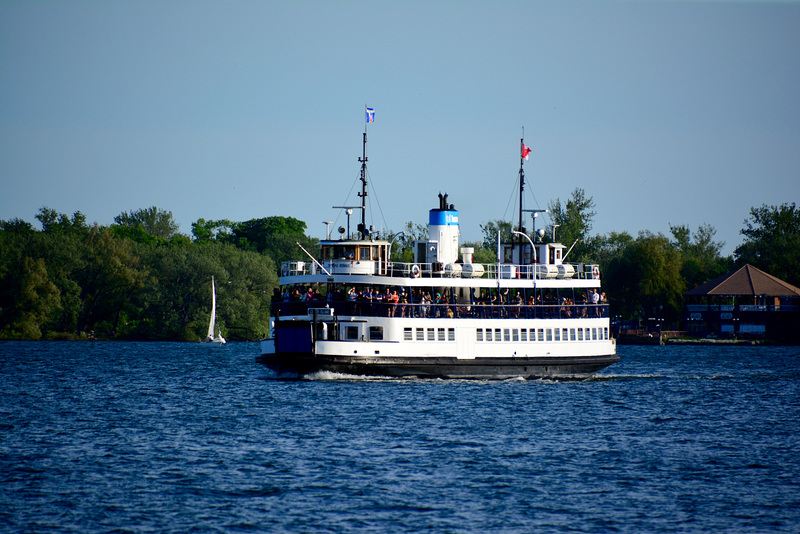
[258,126,618,379]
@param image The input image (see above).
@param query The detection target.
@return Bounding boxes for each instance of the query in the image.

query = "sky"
[1,0,799,256]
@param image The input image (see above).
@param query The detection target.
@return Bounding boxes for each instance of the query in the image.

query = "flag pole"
[518,126,526,264]
[358,106,370,239]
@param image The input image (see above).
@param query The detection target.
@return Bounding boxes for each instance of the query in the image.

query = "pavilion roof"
[685,264,800,297]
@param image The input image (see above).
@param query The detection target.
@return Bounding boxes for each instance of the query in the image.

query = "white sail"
[207,277,226,344]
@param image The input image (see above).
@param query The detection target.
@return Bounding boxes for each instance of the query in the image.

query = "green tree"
[191,218,235,243]
[114,206,181,240]
[734,203,800,287]
[480,220,513,253]
[74,226,149,335]
[669,223,731,290]
[603,231,685,327]
[36,207,87,234]
[547,188,597,262]
[390,221,429,262]
[1,257,61,339]
[133,241,276,340]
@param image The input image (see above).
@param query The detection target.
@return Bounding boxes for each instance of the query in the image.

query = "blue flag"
[366,107,375,123]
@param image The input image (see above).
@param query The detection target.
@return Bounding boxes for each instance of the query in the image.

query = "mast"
[518,129,526,264]
[357,106,373,239]
[358,130,368,239]
[332,107,373,241]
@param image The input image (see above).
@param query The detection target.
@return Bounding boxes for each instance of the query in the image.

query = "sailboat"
[206,276,226,344]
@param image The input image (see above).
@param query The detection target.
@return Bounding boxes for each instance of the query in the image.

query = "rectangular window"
[416,328,424,341]
[578,328,584,341]
[538,329,545,342]
[592,328,598,340]
[562,328,569,341]
[554,328,560,341]
[495,329,502,342]
[486,329,493,342]
[346,326,359,340]
[585,328,591,340]
[427,328,435,341]
[476,328,484,342]
[520,329,527,342]
[504,329,511,342]
[369,326,383,340]
[448,328,455,341]
[404,327,412,341]
[604,327,609,340]
[570,329,576,341]
[438,328,445,341]
[512,329,519,342]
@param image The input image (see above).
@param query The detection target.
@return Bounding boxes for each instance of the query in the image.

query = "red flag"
[522,143,531,160]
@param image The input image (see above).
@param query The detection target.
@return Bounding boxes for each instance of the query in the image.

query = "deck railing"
[281,260,601,281]
[271,301,609,320]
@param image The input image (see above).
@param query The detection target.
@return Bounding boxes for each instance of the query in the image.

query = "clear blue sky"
[2,0,799,256]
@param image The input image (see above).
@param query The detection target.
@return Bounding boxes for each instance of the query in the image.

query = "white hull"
[259,313,617,379]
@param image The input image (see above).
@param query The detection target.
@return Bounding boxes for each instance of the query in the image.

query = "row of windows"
[402,327,456,341]
[396,326,610,342]
[477,327,608,342]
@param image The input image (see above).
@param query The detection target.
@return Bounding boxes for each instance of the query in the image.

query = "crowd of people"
[271,285,609,319]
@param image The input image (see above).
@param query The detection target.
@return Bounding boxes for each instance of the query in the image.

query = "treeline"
[0,207,315,341]
[2,197,798,339]
[466,191,800,329]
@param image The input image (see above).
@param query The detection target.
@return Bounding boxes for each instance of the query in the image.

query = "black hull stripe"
[257,354,620,379]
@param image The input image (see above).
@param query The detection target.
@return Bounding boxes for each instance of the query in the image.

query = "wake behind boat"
[258,119,617,379]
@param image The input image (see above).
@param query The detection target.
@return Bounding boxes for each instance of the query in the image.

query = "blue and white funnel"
[428,193,460,265]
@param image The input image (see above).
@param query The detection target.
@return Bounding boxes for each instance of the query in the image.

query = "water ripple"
[1,341,799,533]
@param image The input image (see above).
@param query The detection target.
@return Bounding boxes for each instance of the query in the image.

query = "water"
[1,341,799,533]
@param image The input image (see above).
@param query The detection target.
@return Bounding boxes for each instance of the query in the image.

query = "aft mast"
[518,128,532,264]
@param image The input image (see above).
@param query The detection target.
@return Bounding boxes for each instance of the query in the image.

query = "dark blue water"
[1,341,799,533]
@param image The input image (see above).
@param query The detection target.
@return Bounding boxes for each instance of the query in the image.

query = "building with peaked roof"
[684,264,800,341]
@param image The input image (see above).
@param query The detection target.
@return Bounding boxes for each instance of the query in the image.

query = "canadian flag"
[522,143,531,160]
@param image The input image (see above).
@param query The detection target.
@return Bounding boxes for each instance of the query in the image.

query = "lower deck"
[262,312,617,379]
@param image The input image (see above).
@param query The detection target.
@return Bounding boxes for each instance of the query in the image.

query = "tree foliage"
[602,231,686,325]
[480,220,513,254]
[192,215,314,268]
[390,221,429,262]
[669,223,731,290]
[734,203,800,287]
[0,207,284,340]
[547,188,596,263]
[114,206,180,240]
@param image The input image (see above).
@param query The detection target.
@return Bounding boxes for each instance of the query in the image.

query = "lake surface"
[1,341,799,533]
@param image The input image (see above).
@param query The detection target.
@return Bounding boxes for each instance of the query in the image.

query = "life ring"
[411,264,421,278]
[591,265,600,279]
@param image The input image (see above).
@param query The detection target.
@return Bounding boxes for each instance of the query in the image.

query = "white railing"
[282,259,603,281]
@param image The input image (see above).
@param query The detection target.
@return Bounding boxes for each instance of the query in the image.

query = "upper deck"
[281,239,602,290]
